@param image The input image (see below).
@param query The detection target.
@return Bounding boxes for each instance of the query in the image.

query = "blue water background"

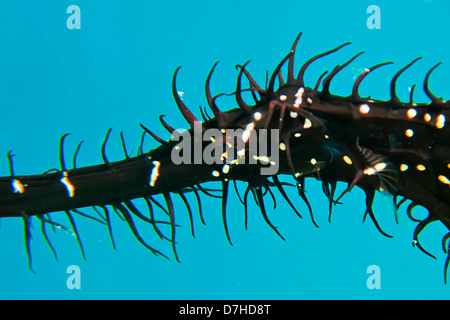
[0,0,449,299]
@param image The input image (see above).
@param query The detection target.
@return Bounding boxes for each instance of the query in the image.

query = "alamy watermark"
[170,121,281,176]
[67,5,81,30]
[366,264,381,289]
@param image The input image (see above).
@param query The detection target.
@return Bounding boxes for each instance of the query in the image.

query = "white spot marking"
[294,87,304,108]
[343,155,352,165]
[416,164,426,171]
[303,118,312,129]
[222,164,230,174]
[242,122,255,143]
[436,114,446,129]
[253,112,262,121]
[374,162,387,172]
[150,161,161,187]
[438,175,450,185]
[405,129,414,138]
[253,155,271,164]
[258,156,270,164]
[364,167,376,175]
[12,179,25,194]
[406,108,417,119]
[212,170,220,177]
[237,148,246,158]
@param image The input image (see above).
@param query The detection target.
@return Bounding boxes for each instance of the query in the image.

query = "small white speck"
[438,175,450,185]
[12,179,25,194]
[253,112,262,121]
[405,129,414,138]
[364,167,376,175]
[258,156,270,164]
[222,164,230,174]
[150,161,161,187]
[416,164,426,171]
[212,170,220,177]
[406,108,417,119]
[60,171,75,197]
[303,118,312,129]
[436,114,446,129]
[374,162,386,171]
[343,155,352,165]
[294,87,304,108]
[242,122,255,143]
